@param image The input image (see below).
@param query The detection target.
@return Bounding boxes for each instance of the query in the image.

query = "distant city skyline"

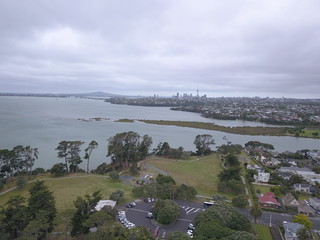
[1,1,320,99]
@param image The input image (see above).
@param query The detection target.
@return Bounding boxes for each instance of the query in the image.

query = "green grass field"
[146,154,222,197]
[252,224,273,240]
[253,184,272,195]
[0,175,134,211]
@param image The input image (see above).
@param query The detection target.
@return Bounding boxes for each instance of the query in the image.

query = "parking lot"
[118,199,206,238]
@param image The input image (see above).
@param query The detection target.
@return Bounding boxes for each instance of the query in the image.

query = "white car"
[187,230,193,238]
[131,202,136,206]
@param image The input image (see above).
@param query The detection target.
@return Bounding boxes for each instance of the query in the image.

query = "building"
[298,201,315,216]
[309,197,320,211]
[259,192,280,208]
[293,183,315,194]
[283,222,303,240]
[254,172,270,183]
[95,200,117,211]
[281,193,300,209]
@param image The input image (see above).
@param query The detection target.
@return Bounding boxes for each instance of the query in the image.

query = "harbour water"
[0,96,319,170]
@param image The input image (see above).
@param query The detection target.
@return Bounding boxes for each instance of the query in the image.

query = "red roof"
[259,193,280,206]
[265,192,275,198]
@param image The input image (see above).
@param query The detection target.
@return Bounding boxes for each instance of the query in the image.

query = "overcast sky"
[0,0,319,98]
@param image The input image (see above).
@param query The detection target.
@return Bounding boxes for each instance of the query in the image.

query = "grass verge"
[0,174,134,211]
[252,224,273,240]
[146,154,222,197]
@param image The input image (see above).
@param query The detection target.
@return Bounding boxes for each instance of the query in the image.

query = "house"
[265,158,281,167]
[309,197,320,211]
[95,200,117,211]
[298,201,315,216]
[278,171,293,180]
[259,192,280,208]
[283,222,303,240]
[247,164,262,172]
[293,183,314,194]
[281,193,300,209]
[254,172,270,183]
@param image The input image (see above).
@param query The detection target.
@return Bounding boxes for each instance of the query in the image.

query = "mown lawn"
[252,224,273,240]
[146,154,222,197]
[0,175,134,211]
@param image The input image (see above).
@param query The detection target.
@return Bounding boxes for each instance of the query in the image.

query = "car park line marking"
[185,207,190,211]
[177,218,193,222]
[194,208,201,213]
[186,208,195,214]
[128,208,149,213]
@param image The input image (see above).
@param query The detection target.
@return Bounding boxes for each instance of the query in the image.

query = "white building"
[254,172,270,183]
[95,200,117,211]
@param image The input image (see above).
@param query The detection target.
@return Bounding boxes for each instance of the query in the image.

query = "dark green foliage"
[50,163,66,177]
[153,199,180,225]
[2,195,28,239]
[16,175,27,190]
[232,195,248,208]
[224,231,258,240]
[296,227,312,240]
[195,203,254,239]
[31,167,45,175]
[245,141,274,150]
[218,167,241,182]
[84,140,98,173]
[109,189,124,203]
[166,232,190,240]
[107,132,152,168]
[153,142,185,159]
[175,184,197,200]
[217,144,242,155]
[28,181,57,232]
[194,134,215,156]
[109,171,120,180]
[71,191,102,236]
[156,174,176,185]
[225,154,240,167]
[95,162,113,174]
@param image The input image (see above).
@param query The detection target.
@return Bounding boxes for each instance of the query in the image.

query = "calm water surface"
[1,96,319,170]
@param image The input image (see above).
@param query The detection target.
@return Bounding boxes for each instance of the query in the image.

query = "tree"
[109,190,124,203]
[232,195,248,208]
[109,171,120,180]
[71,191,102,236]
[28,181,57,232]
[16,175,27,190]
[56,141,70,173]
[166,232,190,240]
[2,195,27,239]
[218,167,241,182]
[153,142,171,156]
[293,214,313,230]
[153,199,180,225]
[68,141,84,173]
[156,174,176,185]
[50,163,66,177]
[107,132,152,168]
[193,134,215,156]
[225,154,240,167]
[24,146,38,176]
[175,184,197,201]
[249,204,262,224]
[296,227,312,240]
[84,140,98,173]
[18,211,51,240]
[139,135,153,159]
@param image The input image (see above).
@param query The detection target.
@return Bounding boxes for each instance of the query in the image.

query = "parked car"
[131,202,136,207]
[188,223,195,231]
[146,212,153,219]
[187,230,193,238]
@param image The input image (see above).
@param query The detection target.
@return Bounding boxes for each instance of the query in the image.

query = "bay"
[0,96,319,170]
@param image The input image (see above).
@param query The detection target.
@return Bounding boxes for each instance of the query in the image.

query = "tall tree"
[107,132,152,168]
[84,140,98,173]
[56,141,70,173]
[2,195,27,239]
[68,141,84,173]
[24,146,38,176]
[193,134,215,156]
[249,204,262,224]
[28,181,57,232]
